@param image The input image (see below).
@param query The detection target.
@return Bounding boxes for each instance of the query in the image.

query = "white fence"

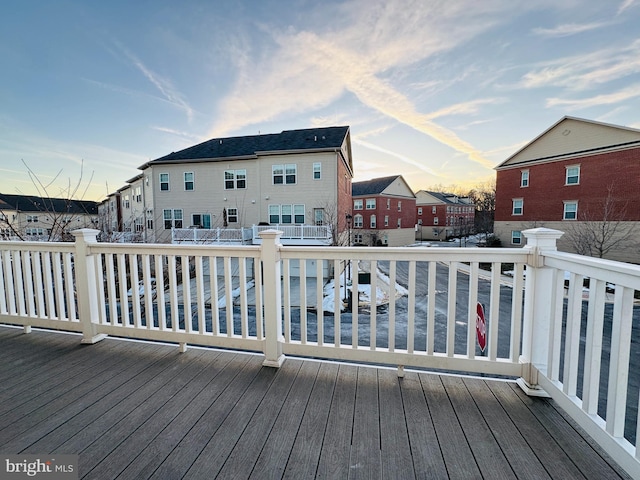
[0,227,639,478]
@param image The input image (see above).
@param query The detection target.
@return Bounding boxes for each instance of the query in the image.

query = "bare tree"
[467,178,496,241]
[565,183,639,258]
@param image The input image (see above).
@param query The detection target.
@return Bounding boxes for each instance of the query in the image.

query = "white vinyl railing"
[0,227,638,478]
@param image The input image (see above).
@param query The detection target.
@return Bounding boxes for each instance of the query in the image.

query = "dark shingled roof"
[146,126,350,165]
[0,193,98,215]
[352,175,401,196]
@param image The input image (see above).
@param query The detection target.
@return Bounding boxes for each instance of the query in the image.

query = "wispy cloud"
[354,137,441,178]
[532,21,610,38]
[518,39,640,90]
[546,83,640,109]
[618,0,636,15]
[151,126,202,142]
[115,43,194,121]
[210,1,514,170]
[425,98,505,120]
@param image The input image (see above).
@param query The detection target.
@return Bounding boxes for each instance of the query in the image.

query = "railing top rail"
[0,241,75,253]
[280,245,532,263]
[542,250,640,290]
[90,242,261,258]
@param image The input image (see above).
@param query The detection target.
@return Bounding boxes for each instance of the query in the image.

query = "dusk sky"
[1,0,639,201]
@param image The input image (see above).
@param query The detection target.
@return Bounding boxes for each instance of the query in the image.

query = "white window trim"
[521,170,529,187]
[184,172,194,191]
[159,173,170,191]
[512,198,523,216]
[313,162,321,180]
[565,165,580,185]
[563,200,578,220]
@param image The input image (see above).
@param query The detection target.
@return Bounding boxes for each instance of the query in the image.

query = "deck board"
[0,326,633,480]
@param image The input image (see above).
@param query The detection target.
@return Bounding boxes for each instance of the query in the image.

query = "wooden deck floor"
[0,325,632,480]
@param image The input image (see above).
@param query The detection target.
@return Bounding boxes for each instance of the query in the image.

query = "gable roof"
[352,175,415,198]
[143,126,350,167]
[0,193,98,215]
[496,116,640,169]
[415,190,473,205]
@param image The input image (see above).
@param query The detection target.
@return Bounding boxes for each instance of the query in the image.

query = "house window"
[192,214,211,229]
[145,175,150,187]
[313,162,321,180]
[354,233,363,244]
[418,219,423,225]
[135,187,142,202]
[268,204,304,224]
[354,214,363,228]
[512,199,523,215]
[387,199,390,209]
[397,218,402,228]
[511,231,522,245]
[563,201,578,220]
[366,199,376,209]
[434,217,439,225]
[135,218,144,233]
[398,201,402,212]
[272,164,297,184]
[184,172,194,191]
[370,215,377,228]
[225,169,246,189]
[566,165,580,185]
[123,195,130,209]
[227,208,238,223]
[314,208,324,225]
[354,199,363,210]
[521,170,529,187]
[418,207,422,215]
[26,215,38,223]
[384,215,389,226]
[160,173,169,191]
[163,209,183,229]
[147,219,154,230]
[432,206,436,214]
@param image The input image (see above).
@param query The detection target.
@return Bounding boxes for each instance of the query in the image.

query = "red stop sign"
[476,302,486,352]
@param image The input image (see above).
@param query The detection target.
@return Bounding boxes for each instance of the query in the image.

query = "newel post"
[72,229,107,345]
[260,230,285,367]
[518,227,564,396]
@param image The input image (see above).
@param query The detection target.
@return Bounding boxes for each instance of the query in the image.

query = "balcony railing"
[0,227,638,478]
[171,224,332,245]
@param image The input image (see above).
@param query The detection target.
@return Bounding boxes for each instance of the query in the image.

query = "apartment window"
[225,169,247,189]
[314,208,324,226]
[272,164,297,184]
[135,218,144,233]
[354,233,363,244]
[313,162,321,180]
[397,218,402,228]
[184,172,194,191]
[566,165,580,185]
[123,195,130,209]
[397,201,402,212]
[512,199,523,215]
[418,219,423,225]
[145,175,150,187]
[384,215,389,227]
[387,199,391,209]
[370,214,377,228]
[26,215,38,223]
[268,204,304,224]
[192,213,211,229]
[434,217,439,225]
[163,209,183,229]
[159,173,169,191]
[418,207,422,215]
[354,214,363,228]
[227,208,238,223]
[26,228,44,235]
[511,231,522,245]
[521,170,529,187]
[147,219,154,230]
[366,198,376,209]
[135,187,142,202]
[563,201,578,220]
[432,206,436,214]
[354,199,363,210]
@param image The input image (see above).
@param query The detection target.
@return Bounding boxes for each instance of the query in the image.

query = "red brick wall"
[353,195,416,230]
[336,153,352,233]
[496,147,640,222]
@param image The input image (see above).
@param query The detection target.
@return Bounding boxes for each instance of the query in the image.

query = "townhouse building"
[133,126,353,244]
[494,116,640,263]
[415,190,475,241]
[0,193,98,241]
[351,175,416,247]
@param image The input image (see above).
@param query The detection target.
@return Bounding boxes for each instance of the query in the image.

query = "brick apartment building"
[415,190,475,241]
[494,116,640,263]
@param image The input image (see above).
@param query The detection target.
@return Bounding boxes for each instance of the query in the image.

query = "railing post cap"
[71,228,100,240]
[259,229,283,240]
[522,227,564,250]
